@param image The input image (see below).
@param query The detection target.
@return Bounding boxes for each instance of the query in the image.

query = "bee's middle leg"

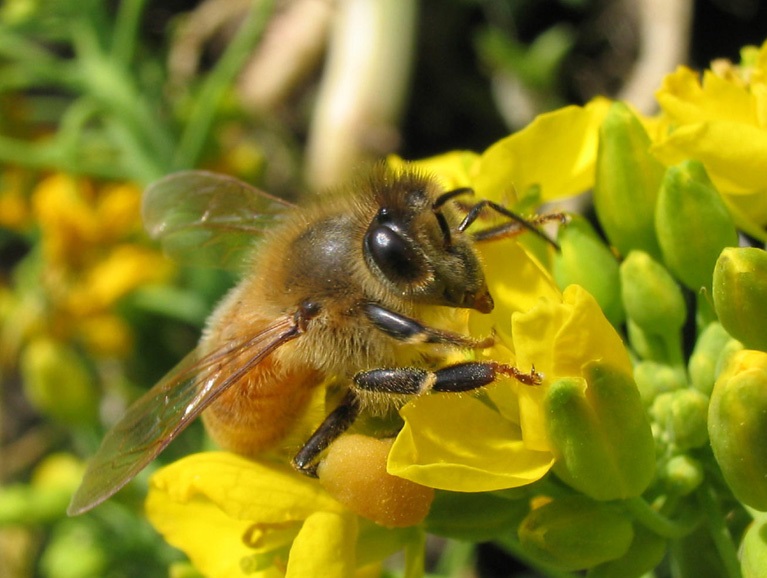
[353,361,541,397]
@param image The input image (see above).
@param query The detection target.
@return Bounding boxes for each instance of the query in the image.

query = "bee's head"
[363,170,493,313]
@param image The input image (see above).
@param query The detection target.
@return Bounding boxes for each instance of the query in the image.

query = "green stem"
[697,485,742,578]
[624,496,702,539]
[172,0,275,169]
[403,528,426,578]
[111,0,149,65]
[431,539,475,577]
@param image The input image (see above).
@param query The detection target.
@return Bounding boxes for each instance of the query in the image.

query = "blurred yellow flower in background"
[12,173,173,359]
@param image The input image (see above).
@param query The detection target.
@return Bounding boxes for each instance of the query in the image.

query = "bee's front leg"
[363,302,493,348]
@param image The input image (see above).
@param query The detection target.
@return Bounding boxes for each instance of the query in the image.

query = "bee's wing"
[67,314,301,516]
[142,170,295,270]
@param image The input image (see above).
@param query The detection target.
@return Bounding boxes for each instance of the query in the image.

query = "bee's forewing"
[67,315,300,516]
[142,170,294,270]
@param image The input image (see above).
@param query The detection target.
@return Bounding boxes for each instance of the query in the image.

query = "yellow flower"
[651,41,767,236]
[511,284,633,450]
[146,453,419,578]
[32,174,144,268]
[513,285,632,386]
[24,173,173,358]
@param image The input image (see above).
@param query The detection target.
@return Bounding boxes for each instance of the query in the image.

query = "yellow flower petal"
[656,67,758,126]
[146,453,349,578]
[286,511,357,578]
[148,453,343,523]
[147,481,266,578]
[32,174,98,266]
[513,285,632,380]
[389,393,554,492]
[472,98,610,203]
[651,121,767,194]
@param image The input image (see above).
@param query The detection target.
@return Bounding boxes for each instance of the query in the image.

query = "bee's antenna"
[433,187,474,249]
[459,200,561,250]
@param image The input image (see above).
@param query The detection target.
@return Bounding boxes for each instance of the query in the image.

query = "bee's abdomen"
[201,350,322,457]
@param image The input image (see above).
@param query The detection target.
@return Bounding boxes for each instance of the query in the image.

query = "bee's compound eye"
[365,225,422,282]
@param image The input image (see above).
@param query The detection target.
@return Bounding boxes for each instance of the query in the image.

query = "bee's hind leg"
[292,361,541,477]
[292,389,360,477]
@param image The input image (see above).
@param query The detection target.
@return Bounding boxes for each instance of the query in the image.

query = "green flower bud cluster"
[535,100,767,577]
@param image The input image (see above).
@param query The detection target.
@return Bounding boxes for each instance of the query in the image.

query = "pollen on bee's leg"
[317,434,434,528]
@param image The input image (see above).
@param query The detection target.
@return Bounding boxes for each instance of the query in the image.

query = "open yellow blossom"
[146,452,419,578]
[651,40,767,236]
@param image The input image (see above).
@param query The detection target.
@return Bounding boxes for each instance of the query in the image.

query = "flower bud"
[620,251,686,337]
[689,322,736,395]
[318,434,434,527]
[626,320,670,363]
[650,389,709,451]
[518,495,634,571]
[587,525,667,578]
[741,517,767,578]
[593,101,664,259]
[661,454,704,496]
[708,350,767,510]
[20,338,98,425]
[633,361,687,404]
[655,161,738,291]
[552,216,624,327]
[545,362,655,501]
[713,247,767,352]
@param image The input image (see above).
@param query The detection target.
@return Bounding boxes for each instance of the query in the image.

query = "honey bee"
[68,164,560,516]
